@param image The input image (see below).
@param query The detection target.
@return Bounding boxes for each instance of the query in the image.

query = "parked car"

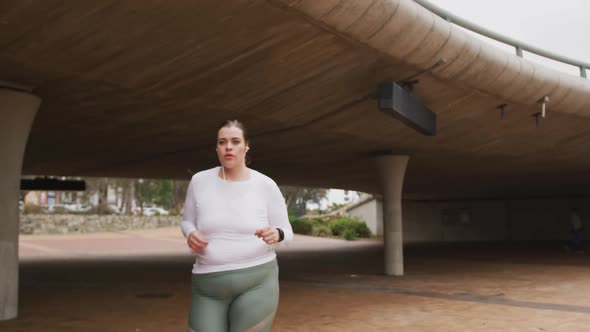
[63,204,92,213]
[46,204,65,213]
[142,207,169,216]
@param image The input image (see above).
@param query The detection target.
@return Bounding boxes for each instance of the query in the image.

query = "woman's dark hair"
[218,119,252,165]
[218,119,249,143]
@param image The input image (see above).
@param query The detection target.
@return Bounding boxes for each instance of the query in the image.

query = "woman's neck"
[220,164,250,181]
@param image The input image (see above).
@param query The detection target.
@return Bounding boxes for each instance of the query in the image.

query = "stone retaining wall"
[19,214,182,235]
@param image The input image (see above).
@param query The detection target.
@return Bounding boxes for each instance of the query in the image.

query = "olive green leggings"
[189,259,279,332]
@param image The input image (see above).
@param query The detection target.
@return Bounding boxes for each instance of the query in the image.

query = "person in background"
[567,208,584,253]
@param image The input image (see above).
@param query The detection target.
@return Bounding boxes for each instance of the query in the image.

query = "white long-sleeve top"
[181,166,293,274]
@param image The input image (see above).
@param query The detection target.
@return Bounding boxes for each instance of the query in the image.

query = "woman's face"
[216,126,248,169]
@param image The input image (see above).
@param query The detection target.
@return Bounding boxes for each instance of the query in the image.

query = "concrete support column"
[376,155,409,276]
[0,88,40,320]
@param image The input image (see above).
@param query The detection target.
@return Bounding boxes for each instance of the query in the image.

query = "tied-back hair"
[218,119,252,165]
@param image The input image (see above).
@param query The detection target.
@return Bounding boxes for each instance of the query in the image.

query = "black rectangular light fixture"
[378,82,436,136]
[21,178,86,191]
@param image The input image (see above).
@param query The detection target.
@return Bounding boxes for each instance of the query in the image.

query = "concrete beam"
[0,89,40,320]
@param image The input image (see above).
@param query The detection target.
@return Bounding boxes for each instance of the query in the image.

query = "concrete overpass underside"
[1,0,590,198]
[3,0,590,320]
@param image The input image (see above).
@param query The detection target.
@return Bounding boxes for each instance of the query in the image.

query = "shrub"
[310,218,328,227]
[342,228,358,241]
[95,205,115,215]
[23,203,43,214]
[51,206,68,214]
[291,216,370,240]
[289,217,313,235]
[311,224,332,237]
[329,217,371,240]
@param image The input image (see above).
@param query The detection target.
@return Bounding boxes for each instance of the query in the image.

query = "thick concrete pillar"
[376,155,409,276]
[0,88,40,320]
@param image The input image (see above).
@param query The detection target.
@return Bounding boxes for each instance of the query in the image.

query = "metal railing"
[413,0,589,79]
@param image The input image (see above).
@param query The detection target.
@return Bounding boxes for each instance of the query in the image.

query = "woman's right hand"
[187,231,208,253]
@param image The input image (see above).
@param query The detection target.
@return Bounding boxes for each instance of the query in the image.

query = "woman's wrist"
[275,228,284,242]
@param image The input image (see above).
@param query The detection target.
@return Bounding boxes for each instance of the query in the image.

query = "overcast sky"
[324,0,589,206]
[430,0,590,74]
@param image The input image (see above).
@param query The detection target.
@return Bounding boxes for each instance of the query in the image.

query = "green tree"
[155,180,172,209]
[327,202,347,212]
[96,177,110,214]
[135,179,184,211]
[279,186,328,217]
[173,180,190,214]
[136,179,158,211]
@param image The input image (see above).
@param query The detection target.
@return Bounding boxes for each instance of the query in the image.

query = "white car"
[63,204,92,213]
[142,207,169,216]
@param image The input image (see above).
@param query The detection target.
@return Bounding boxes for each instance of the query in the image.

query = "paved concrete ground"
[2,228,590,331]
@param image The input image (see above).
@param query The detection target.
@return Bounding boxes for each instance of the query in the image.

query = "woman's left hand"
[255,227,279,244]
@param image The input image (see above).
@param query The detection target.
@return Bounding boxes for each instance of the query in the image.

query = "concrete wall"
[20,214,181,235]
[347,200,382,236]
[404,200,509,243]
[351,197,590,242]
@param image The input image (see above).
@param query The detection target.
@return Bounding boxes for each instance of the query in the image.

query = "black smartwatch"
[276,228,285,242]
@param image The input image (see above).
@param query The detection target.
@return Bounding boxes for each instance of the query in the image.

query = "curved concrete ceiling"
[3,0,590,198]
[280,0,590,116]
